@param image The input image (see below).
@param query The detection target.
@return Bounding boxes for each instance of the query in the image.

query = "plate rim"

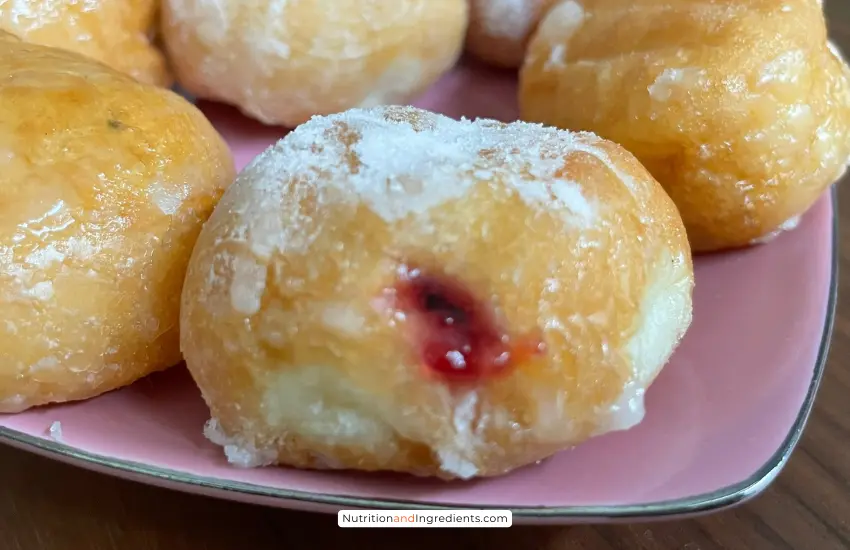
[0,188,839,521]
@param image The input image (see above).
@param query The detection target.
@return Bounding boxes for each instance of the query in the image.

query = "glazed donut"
[519,0,850,252]
[0,0,171,87]
[0,31,234,413]
[180,105,694,479]
[466,0,554,69]
[160,0,468,128]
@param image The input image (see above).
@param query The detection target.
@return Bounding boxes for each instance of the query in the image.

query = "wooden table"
[4,4,850,550]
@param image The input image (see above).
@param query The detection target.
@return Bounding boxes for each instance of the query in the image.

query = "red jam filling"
[393,268,544,382]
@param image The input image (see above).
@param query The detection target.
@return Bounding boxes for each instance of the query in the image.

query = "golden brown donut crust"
[520,0,850,252]
[0,0,171,87]
[160,0,469,128]
[0,32,234,412]
[465,0,554,69]
[180,105,694,479]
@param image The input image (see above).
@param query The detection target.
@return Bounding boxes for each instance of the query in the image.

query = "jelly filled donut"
[0,0,171,87]
[181,105,694,479]
[520,0,850,252]
[160,0,468,128]
[0,31,234,412]
[466,0,554,69]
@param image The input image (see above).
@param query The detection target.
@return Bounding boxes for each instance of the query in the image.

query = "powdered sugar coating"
[161,0,468,127]
[231,105,608,247]
[182,104,694,479]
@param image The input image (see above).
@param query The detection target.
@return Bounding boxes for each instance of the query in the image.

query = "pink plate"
[0,61,837,524]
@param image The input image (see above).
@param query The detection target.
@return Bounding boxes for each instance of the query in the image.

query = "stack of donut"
[0,0,846,480]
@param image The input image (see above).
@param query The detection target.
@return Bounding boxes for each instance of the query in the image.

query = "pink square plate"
[0,61,838,524]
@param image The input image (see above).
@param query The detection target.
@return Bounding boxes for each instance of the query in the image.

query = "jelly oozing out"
[394,268,544,381]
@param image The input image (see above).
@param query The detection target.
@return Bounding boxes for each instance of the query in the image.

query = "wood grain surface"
[3,2,850,549]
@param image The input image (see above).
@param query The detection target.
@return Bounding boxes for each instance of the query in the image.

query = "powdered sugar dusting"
[234,105,606,252]
[165,0,464,128]
[183,102,697,478]
[513,177,596,224]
